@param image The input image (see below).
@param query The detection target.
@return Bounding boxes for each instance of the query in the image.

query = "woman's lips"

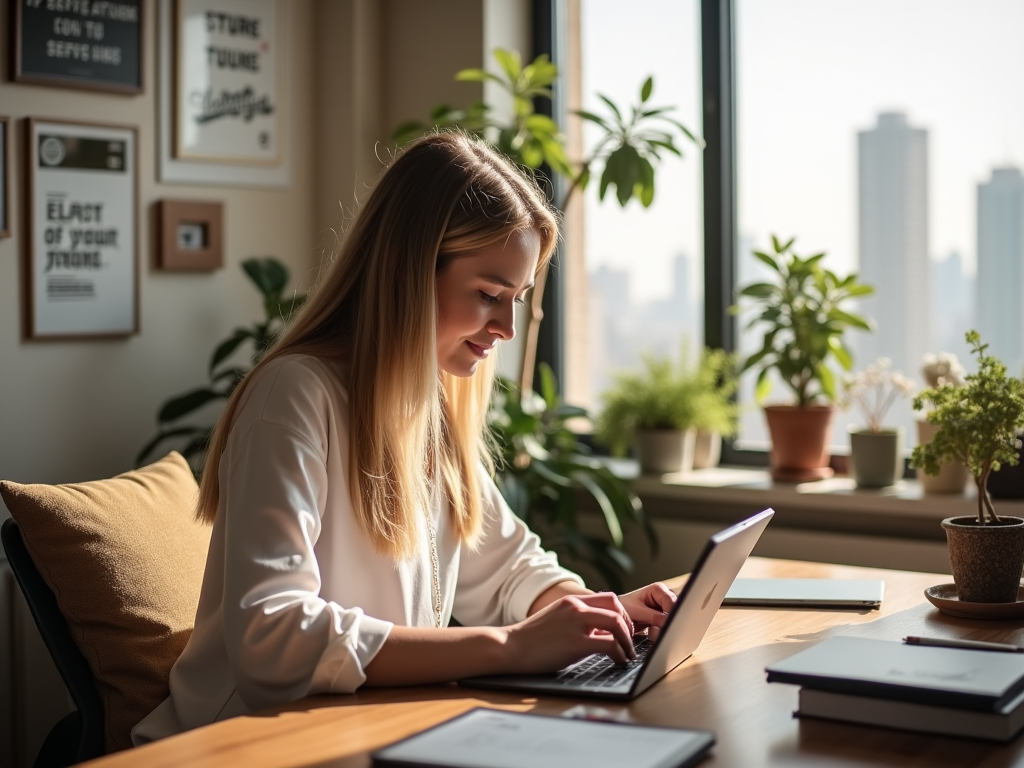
[465,340,493,358]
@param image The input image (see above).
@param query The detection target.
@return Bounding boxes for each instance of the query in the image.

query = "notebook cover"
[766,636,1024,712]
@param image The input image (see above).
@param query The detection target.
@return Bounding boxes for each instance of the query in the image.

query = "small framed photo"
[157,200,223,271]
[12,0,143,94]
[26,118,138,340]
[0,117,9,239]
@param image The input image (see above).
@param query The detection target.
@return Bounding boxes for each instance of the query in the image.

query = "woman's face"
[435,228,541,377]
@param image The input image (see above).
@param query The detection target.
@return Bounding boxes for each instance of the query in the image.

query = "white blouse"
[132,355,583,745]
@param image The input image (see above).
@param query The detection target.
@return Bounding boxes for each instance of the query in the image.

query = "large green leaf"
[243,257,288,299]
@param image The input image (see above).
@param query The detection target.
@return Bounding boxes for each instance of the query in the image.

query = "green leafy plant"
[138,258,307,472]
[733,236,874,407]
[394,48,701,393]
[490,364,656,591]
[912,331,1024,525]
[594,347,738,457]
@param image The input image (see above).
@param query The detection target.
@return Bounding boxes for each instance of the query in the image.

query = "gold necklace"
[425,512,443,628]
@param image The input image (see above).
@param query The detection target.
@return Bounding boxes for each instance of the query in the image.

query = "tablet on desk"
[723,578,884,609]
[371,708,715,768]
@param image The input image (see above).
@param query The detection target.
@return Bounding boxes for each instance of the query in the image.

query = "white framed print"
[26,119,138,339]
[174,0,282,165]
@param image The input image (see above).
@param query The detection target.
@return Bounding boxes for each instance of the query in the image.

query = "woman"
[133,131,675,744]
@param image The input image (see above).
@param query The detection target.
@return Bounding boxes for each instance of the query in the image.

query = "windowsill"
[602,462,1024,543]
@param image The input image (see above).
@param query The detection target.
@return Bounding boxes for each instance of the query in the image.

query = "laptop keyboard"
[553,637,652,688]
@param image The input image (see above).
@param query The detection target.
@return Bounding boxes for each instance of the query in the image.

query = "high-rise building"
[976,167,1024,375]
[856,112,930,379]
[931,250,974,365]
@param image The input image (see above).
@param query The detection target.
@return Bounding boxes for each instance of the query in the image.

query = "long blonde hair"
[197,132,559,559]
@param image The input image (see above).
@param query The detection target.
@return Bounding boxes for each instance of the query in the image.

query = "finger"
[583,632,631,665]
[578,606,635,659]
[580,592,634,633]
[645,583,677,613]
[649,625,662,644]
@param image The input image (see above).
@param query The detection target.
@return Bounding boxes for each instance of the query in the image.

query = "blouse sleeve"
[219,362,392,711]
[452,468,585,627]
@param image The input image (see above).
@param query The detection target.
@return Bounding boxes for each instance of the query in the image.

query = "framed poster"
[174,0,281,164]
[0,117,9,239]
[11,0,143,94]
[25,119,138,339]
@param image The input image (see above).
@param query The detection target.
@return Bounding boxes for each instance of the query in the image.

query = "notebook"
[458,508,774,700]
[767,636,1024,711]
[723,578,884,608]
[371,708,716,768]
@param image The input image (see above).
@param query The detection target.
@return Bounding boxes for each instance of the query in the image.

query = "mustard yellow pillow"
[0,452,211,753]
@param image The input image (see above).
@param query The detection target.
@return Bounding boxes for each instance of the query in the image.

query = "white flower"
[921,352,966,388]
[843,358,916,432]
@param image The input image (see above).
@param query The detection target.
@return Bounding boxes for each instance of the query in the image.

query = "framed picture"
[157,199,223,271]
[174,0,282,165]
[11,0,143,94]
[0,117,9,239]
[25,119,138,339]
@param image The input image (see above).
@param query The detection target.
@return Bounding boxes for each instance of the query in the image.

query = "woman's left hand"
[618,583,677,641]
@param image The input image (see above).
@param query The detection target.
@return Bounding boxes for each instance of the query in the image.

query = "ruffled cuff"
[307,610,394,694]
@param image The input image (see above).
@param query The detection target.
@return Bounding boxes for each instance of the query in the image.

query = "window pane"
[566,0,703,413]
[735,0,1024,451]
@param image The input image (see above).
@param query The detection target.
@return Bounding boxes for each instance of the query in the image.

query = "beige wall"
[0,0,317,492]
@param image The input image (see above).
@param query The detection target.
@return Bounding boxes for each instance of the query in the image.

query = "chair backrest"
[2,518,105,765]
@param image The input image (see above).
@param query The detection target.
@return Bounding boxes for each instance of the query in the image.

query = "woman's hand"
[618,582,677,642]
[504,592,636,674]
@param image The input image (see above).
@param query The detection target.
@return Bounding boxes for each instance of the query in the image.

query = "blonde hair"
[196,132,559,559]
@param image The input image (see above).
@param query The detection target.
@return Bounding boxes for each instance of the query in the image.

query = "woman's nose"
[489,302,516,341]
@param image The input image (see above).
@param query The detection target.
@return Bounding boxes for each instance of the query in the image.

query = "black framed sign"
[26,118,138,339]
[0,117,9,239]
[12,0,143,94]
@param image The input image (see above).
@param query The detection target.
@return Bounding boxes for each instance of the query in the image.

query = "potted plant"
[594,351,701,474]
[733,236,874,482]
[843,358,915,488]
[689,348,741,469]
[916,352,970,494]
[911,331,1024,603]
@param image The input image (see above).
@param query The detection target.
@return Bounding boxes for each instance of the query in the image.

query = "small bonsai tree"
[912,331,1024,525]
[733,236,874,407]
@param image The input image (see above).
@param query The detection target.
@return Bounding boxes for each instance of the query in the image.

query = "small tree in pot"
[732,236,874,481]
[912,331,1024,603]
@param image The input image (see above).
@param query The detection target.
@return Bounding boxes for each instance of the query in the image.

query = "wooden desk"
[83,558,1024,768]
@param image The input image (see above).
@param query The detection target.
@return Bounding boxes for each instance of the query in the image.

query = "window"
[732,0,1024,452]
[562,0,704,414]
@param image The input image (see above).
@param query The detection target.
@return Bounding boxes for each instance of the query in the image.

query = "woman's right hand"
[503,592,636,674]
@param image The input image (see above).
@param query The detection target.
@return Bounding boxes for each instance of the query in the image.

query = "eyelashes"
[479,291,527,306]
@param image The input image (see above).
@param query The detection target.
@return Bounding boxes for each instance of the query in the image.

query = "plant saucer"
[924,583,1024,619]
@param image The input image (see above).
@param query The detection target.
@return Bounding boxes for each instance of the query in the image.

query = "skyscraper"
[856,112,930,380]
[976,167,1024,375]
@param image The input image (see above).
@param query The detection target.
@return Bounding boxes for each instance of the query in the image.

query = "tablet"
[371,708,715,768]
[722,578,884,609]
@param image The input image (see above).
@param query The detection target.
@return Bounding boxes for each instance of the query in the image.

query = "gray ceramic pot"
[635,429,695,475]
[692,430,721,470]
[941,516,1024,603]
[849,427,904,488]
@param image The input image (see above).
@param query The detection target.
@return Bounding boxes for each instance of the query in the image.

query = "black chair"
[1,518,105,767]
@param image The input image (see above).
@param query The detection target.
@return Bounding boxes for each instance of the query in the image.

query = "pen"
[904,635,1024,653]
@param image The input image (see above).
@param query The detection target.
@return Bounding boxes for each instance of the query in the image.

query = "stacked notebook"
[766,636,1024,742]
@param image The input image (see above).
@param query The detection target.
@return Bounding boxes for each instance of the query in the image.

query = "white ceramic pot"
[916,420,970,494]
[692,430,722,470]
[635,429,696,474]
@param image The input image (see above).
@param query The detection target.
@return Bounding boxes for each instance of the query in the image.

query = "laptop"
[459,508,774,701]
[723,578,884,609]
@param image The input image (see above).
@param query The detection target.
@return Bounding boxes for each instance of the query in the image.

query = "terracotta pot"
[764,405,835,482]
[942,516,1024,603]
[692,430,721,470]
[635,428,695,475]
[915,420,970,494]
[849,427,903,488]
